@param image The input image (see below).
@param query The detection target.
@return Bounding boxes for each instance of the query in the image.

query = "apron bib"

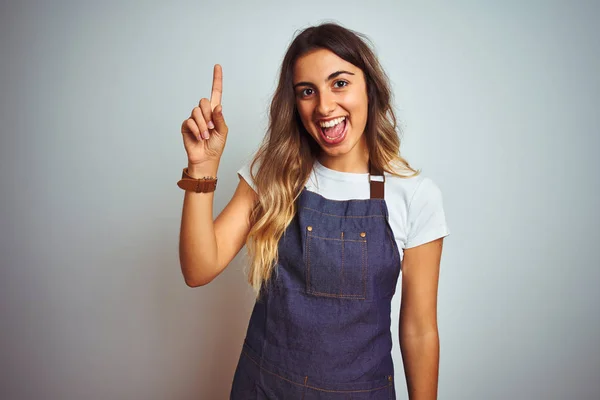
[231,165,401,399]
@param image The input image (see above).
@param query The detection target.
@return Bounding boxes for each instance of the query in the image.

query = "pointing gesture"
[181,64,229,172]
[210,63,222,110]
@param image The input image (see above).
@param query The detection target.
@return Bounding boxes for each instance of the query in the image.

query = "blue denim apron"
[231,168,401,399]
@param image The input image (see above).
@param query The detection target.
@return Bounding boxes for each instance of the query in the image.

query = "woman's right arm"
[178,65,257,287]
[179,167,256,287]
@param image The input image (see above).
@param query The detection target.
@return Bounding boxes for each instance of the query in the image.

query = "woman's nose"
[316,92,336,116]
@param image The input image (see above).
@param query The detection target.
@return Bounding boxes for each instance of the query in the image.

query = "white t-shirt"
[237,160,450,262]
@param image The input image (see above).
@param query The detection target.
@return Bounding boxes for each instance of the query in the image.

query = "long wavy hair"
[246,22,419,298]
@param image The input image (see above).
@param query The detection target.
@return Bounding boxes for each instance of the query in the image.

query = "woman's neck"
[318,149,369,173]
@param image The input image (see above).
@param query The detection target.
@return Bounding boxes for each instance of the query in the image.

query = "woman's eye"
[334,80,348,88]
[301,88,313,97]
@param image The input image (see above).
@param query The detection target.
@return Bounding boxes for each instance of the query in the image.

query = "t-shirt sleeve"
[405,177,450,249]
[237,160,257,193]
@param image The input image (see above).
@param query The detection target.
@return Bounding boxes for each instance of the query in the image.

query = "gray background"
[1,0,599,399]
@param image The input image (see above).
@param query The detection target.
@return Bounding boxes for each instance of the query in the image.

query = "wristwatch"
[177,168,218,193]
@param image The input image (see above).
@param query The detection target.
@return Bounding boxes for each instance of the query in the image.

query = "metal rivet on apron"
[388,375,393,382]
[307,226,313,232]
[360,232,366,238]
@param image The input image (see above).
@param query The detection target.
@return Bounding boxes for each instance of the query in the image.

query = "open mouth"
[318,116,348,145]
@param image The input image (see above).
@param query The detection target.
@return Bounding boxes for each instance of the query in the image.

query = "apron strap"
[369,162,385,199]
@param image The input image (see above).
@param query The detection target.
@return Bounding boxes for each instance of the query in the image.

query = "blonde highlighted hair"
[246,23,419,298]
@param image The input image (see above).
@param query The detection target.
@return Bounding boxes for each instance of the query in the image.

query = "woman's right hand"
[180,64,228,175]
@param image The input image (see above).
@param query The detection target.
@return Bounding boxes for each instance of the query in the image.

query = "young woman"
[178,23,449,400]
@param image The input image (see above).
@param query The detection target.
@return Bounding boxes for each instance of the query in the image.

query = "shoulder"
[385,171,443,206]
[384,170,449,249]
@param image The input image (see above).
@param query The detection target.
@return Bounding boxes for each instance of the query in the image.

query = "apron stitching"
[306,233,311,293]
[307,384,389,394]
[309,291,364,298]
[363,238,367,299]
[379,200,401,275]
[306,236,365,242]
[242,350,390,394]
[341,231,345,297]
[387,226,401,273]
[302,376,308,400]
[302,207,386,219]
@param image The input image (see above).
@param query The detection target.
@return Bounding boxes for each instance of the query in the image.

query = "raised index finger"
[210,64,222,110]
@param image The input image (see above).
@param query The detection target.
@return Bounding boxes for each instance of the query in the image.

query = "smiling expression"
[293,48,369,170]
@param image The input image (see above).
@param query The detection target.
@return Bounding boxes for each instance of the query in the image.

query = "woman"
[178,23,449,400]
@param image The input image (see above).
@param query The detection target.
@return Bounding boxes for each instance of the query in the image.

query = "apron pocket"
[305,229,367,299]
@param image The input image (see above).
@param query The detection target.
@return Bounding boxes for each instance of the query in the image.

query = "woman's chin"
[318,140,356,159]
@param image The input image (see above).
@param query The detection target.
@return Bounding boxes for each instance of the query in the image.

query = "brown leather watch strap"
[177,168,217,193]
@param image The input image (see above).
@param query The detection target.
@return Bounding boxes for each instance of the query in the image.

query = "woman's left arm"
[399,237,444,400]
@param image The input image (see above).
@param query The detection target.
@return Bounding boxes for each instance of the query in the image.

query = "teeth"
[319,116,346,128]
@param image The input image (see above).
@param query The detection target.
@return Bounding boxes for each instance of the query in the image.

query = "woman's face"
[293,48,369,170]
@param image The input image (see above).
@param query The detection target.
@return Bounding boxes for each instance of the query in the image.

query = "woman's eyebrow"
[293,70,355,89]
[327,70,355,81]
